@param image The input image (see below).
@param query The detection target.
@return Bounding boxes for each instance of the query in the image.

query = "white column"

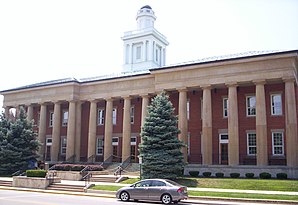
[66,101,76,161]
[255,80,268,166]
[104,98,113,161]
[178,89,188,162]
[201,86,213,165]
[27,104,34,121]
[38,103,47,160]
[227,83,239,165]
[51,102,61,162]
[122,97,131,162]
[284,78,298,166]
[87,100,97,162]
[75,101,82,162]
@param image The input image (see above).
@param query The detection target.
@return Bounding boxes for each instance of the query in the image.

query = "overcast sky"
[1,0,298,110]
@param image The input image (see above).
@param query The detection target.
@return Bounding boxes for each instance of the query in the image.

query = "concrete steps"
[89,175,118,183]
[47,183,85,192]
[0,180,12,187]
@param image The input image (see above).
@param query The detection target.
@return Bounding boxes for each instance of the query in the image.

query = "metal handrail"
[120,157,131,170]
[79,165,90,174]
[11,170,26,176]
[82,172,92,187]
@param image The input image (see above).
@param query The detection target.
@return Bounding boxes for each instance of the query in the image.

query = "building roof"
[1,49,297,93]
[141,5,152,10]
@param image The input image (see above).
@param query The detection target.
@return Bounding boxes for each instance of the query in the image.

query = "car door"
[129,180,151,200]
[147,180,167,201]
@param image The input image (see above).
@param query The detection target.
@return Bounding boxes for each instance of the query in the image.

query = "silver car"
[116,179,188,204]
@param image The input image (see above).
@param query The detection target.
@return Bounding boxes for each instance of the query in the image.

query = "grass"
[188,190,298,201]
[91,177,298,201]
[175,178,298,192]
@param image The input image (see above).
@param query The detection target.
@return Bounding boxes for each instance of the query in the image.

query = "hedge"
[26,170,47,178]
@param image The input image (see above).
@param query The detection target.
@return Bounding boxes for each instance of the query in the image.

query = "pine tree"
[0,108,39,175]
[139,92,185,179]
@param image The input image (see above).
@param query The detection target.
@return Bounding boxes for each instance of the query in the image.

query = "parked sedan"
[116,179,188,204]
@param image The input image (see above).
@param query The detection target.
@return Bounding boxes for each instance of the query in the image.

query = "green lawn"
[92,177,298,201]
[119,177,298,192]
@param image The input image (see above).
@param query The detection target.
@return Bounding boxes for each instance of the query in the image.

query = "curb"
[1,186,297,204]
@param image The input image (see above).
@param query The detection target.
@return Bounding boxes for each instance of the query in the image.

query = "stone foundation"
[12,176,60,189]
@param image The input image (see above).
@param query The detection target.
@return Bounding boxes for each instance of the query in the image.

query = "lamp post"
[139,156,142,179]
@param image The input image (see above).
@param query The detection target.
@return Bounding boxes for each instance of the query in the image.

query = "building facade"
[1,6,298,177]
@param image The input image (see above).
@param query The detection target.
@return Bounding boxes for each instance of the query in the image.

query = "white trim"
[246,95,256,117]
[49,111,54,127]
[223,97,228,118]
[272,131,284,156]
[270,93,282,116]
[112,108,117,125]
[247,132,256,156]
[97,108,105,125]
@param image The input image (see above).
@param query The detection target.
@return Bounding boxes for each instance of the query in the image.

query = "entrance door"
[220,143,228,165]
[45,138,52,161]
[219,134,228,165]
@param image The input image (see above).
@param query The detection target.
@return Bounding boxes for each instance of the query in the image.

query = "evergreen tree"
[139,92,185,179]
[0,108,39,175]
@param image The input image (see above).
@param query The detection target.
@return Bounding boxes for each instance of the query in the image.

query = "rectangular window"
[131,136,136,145]
[112,137,118,146]
[46,138,52,146]
[272,132,284,155]
[130,107,134,124]
[60,137,67,155]
[187,99,190,120]
[96,138,104,155]
[223,98,228,118]
[97,108,105,125]
[136,46,141,60]
[247,132,256,155]
[271,94,282,116]
[246,96,256,116]
[49,112,54,127]
[62,111,68,127]
[112,108,117,125]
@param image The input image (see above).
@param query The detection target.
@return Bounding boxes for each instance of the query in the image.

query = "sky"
[0,0,298,110]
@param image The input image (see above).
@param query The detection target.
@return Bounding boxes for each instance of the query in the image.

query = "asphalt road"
[0,189,276,205]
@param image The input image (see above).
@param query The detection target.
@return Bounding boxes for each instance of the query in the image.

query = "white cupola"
[122,5,169,73]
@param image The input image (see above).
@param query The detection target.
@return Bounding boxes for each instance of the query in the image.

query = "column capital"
[253,79,266,85]
[200,84,212,90]
[177,87,188,92]
[226,82,238,87]
[122,96,131,100]
[89,99,99,103]
[105,98,114,102]
[283,77,296,83]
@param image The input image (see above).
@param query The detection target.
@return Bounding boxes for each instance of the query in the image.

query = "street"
[0,189,283,205]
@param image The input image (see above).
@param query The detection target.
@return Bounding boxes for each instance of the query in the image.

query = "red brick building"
[1,6,298,178]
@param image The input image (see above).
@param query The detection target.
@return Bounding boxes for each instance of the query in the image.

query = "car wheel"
[161,193,172,204]
[120,191,130,202]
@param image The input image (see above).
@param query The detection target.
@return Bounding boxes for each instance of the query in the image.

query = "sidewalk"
[1,177,298,204]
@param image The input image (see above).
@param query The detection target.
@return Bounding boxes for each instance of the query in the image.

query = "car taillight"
[177,187,183,193]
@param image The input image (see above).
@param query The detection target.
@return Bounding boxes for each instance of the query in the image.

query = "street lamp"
[139,156,142,179]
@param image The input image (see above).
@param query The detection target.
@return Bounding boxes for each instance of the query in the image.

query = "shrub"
[230,173,240,178]
[50,164,103,172]
[189,171,199,177]
[202,172,212,177]
[276,173,287,179]
[245,173,255,178]
[259,172,271,179]
[215,172,224,178]
[26,170,47,178]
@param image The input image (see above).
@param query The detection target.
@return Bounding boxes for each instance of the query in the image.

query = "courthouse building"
[1,6,298,177]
